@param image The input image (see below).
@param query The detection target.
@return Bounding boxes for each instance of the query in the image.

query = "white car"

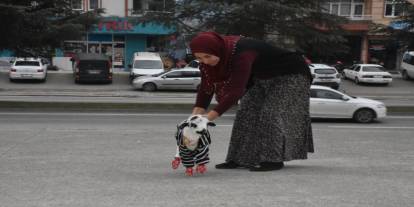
[310,85,386,123]
[9,58,47,82]
[129,52,164,80]
[132,68,201,91]
[308,63,341,89]
[400,51,414,80]
[342,64,392,85]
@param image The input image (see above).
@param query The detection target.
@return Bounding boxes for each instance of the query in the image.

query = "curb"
[1,101,414,115]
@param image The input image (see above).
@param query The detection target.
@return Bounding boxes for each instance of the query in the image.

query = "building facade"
[322,0,410,69]
[62,0,176,69]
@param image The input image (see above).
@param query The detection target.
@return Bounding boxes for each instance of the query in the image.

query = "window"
[354,66,361,72]
[314,69,337,74]
[385,0,405,17]
[89,0,98,10]
[148,0,165,11]
[402,53,409,63]
[133,60,163,69]
[362,66,385,72]
[340,2,351,16]
[133,0,143,14]
[403,53,414,65]
[71,0,83,10]
[322,0,364,18]
[182,71,201,78]
[312,89,343,100]
[165,71,183,78]
[353,3,363,17]
[15,61,40,66]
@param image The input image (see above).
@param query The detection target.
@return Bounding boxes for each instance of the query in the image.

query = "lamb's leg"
[196,164,206,174]
[185,167,193,176]
[171,146,181,169]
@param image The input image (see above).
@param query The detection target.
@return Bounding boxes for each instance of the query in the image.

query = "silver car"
[132,68,201,91]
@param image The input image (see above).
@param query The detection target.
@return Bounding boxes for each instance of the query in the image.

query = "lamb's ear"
[207,122,216,127]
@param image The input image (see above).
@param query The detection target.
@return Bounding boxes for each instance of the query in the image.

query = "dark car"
[71,53,112,84]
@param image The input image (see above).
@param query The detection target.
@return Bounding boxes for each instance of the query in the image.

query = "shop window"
[114,35,125,42]
[71,0,83,10]
[63,41,87,56]
[89,0,99,10]
[385,0,405,17]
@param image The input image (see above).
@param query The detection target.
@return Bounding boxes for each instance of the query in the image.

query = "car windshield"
[314,68,336,74]
[15,61,40,66]
[362,66,385,72]
[134,60,163,69]
[78,60,109,70]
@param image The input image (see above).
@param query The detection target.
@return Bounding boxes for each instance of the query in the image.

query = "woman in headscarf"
[190,31,314,171]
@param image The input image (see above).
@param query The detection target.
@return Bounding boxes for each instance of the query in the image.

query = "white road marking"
[327,126,414,129]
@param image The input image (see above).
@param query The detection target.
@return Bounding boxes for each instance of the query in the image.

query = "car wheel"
[355,77,360,84]
[353,108,375,123]
[402,70,411,80]
[342,72,347,79]
[142,83,157,92]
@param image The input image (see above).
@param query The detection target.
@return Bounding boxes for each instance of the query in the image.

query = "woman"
[190,32,314,171]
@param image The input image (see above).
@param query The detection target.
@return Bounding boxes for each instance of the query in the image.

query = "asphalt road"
[0,112,413,207]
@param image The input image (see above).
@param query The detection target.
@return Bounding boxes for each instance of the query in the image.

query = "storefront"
[61,18,175,70]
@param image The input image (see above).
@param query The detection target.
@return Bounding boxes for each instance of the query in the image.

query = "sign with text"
[98,20,133,32]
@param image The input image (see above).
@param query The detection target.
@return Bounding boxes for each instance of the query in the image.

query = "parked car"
[342,64,392,85]
[132,68,201,91]
[308,63,341,89]
[71,53,112,84]
[9,57,47,82]
[129,52,164,80]
[310,85,386,123]
[400,51,414,80]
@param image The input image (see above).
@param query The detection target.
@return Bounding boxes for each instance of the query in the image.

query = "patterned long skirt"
[225,74,314,167]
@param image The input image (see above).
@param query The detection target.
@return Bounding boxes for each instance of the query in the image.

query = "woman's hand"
[192,107,206,115]
[206,110,219,121]
[192,107,219,121]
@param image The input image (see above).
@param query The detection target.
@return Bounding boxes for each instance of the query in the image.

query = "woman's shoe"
[249,162,284,171]
[215,161,240,169]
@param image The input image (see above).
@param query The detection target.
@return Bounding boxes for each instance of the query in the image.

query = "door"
[350,66,361,80]
[159,71,192,90]
[310,89,354,118]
